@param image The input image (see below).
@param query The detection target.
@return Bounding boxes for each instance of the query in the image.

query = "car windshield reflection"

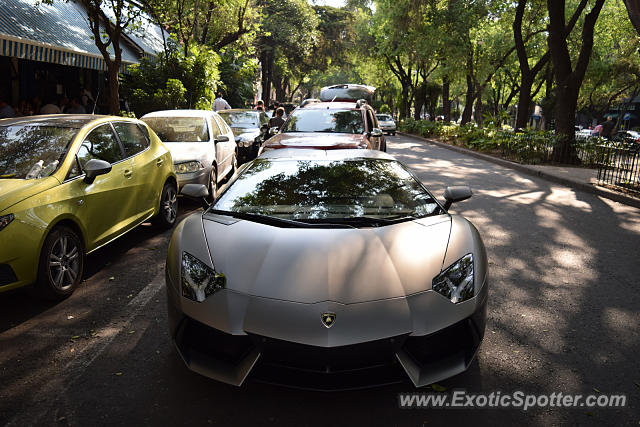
[0,125,77,179]
[218,111,259,129]
[142,117,210,143]
[212,158,441,225]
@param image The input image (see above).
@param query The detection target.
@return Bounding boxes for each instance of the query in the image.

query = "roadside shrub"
[399,119,601,165]
[121,38,220,116]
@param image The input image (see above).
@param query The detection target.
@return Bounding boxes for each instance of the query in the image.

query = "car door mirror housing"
[181,183,211,208]
[83,159,112,184]
[443,186,472,210]
[370,128,383,138]
[216,135,229,143]
[181,183,209,198]
[268,127,279,136]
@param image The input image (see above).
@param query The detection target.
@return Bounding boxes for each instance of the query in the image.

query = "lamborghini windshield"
[0,125,77,179]
[212,158,442,223]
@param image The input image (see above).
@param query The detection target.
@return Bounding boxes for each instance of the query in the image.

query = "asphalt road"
[1,134,639,426]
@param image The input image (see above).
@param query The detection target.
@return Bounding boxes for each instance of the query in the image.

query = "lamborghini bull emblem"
[321,312,336,328]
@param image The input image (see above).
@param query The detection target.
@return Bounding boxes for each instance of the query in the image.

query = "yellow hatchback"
[0,115,178,299]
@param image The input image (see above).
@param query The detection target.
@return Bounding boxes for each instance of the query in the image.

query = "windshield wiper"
[302,215,420,228]
[206,209,353,228]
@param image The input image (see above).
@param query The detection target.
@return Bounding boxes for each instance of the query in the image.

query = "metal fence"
[499,133,601,166]
[596,143,640,193]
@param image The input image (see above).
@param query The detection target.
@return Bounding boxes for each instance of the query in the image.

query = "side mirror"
[83,159,112,184]
[443,186,472,210]
[216,135,229,143]
[268,127,279,136]
[181,183,209,198]
[181,183,210,208]
[370,128,383,138]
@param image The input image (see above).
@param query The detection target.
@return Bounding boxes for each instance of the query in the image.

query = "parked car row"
[1,86,486,390]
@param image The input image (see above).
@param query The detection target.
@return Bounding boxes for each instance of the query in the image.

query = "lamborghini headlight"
[181,252,226,302]
[432,253,474,303]
[174,161,203,174]
[0,213,14,232]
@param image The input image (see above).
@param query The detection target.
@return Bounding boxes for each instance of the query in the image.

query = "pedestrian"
[80,86,95,112]
[268,107,286,129]
[40,96,61,114]
[599,115,615,138]
[58,95,69,113]
[66,97,86,114]
[212,92,231,111]
[0,97,16,118]
[254,100,264,111]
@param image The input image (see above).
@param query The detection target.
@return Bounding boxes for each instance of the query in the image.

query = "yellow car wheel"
[36,226,84,300]
[153,181,178,229]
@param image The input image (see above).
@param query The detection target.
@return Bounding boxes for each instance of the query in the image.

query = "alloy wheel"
[48,234,81,291]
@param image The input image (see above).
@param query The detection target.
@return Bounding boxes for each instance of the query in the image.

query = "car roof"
[141,109,217,118]
[0,114,112,128]
[259,148,395,161]
[295,101,362,111]
[217,109,259,114]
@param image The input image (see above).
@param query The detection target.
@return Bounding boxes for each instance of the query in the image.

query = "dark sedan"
[218,109,269,164]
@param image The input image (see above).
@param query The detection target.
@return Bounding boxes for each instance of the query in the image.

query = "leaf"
[431,384,447,392]
[593,388,600,393]
[115,372,123,376]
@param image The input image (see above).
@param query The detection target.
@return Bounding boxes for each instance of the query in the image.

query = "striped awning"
[0,0,142,73]
[0,35,131,73]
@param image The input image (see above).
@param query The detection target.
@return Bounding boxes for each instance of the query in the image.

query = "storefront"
[0,0,164,113]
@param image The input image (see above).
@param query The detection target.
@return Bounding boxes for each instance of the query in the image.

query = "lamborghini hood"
[202,215,452,304]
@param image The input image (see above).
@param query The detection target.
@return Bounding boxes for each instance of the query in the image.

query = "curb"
[398,132,640,210]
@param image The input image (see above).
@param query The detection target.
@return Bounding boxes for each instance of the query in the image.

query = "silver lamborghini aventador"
[166,149,488,390]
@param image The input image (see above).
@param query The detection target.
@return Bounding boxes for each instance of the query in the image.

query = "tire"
[153,181,178,229]
[230,152,238,178]
[392,131,396,136]
[36,226,84,300]
[206,165,218,204]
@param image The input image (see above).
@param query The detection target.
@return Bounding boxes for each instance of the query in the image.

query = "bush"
[399,119,600,165]
[121,38,220,116]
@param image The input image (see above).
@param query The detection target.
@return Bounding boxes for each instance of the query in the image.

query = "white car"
[142,110,237,201]
[376,114,396,135]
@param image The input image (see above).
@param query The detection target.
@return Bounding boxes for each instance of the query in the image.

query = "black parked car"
[218,109,269,164]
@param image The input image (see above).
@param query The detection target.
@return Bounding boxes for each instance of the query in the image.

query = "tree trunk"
[260,49,272,103]
[552,83,580,163]
[107,62,120,115]
[413,84,426,120]
[442,78,450,122]
[474,94,484,127]
[461,73,474,124]
[547,0,605,162]
[624,0,640,36]
[400,84,410,119]
[515,76,533,129]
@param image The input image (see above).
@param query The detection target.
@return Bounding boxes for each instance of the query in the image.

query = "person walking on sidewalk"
[212,92,231,111]
[599,115,616,138]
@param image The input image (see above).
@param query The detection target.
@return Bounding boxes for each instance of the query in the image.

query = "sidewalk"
[399,132,640,209]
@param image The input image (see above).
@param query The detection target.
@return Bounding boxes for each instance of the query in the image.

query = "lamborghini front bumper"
[167,270,488,390]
